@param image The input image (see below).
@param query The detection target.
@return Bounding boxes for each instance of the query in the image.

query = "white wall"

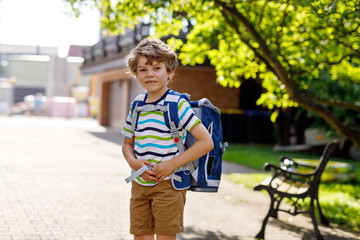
[8,56,49,87]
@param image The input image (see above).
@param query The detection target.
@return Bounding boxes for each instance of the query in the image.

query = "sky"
[0,0,101,57]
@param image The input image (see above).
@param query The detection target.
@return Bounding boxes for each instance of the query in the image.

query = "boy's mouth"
[146,80,156,84]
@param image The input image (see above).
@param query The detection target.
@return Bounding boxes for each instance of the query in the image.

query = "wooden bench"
[253,142,338,240]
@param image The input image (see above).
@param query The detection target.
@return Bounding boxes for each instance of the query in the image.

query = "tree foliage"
[65,0,360,147]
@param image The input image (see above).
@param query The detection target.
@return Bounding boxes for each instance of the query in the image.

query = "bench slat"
[276,179,293,192]
[260,177,310,195]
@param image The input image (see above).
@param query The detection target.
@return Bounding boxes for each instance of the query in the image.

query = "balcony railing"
[82,23,150,66]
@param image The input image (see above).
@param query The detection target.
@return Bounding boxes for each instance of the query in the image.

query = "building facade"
[0,44,90,116]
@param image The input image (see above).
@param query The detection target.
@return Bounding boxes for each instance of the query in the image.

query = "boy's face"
[136,56,173,99]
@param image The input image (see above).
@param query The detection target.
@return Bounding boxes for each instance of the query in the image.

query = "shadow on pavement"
[268,218,359,240]
[179,227,241,240]
[89,129,124,146]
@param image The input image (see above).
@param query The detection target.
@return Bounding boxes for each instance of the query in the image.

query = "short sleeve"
[177,97,200,132]
[121,105,134,139]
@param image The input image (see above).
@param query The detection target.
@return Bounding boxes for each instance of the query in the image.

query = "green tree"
[66,0,360,147]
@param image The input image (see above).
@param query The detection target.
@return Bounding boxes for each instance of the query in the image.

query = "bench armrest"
[264,163,314,180]
[280,156,297,166]
[280,156,316,170]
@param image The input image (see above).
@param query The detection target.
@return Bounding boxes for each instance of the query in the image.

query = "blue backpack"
[125,90,227,192]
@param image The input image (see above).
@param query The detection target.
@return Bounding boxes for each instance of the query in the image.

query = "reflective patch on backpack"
[171,169,191,190]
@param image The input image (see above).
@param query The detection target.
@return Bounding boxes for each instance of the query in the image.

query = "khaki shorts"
[130,180,186,235]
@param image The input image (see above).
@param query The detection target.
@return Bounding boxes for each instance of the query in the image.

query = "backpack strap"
[130,93,146,137]
[163,90,190,153]
[131,93,169,134]
[125,165,182,183]
[125,165,150,183]
[163,91,195,173]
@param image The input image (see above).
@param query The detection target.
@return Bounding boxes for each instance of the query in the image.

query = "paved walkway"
[0,116,358,240]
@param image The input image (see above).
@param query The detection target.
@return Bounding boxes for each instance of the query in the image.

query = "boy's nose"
[147,70,155,76]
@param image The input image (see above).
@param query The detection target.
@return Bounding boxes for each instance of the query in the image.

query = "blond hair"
[127,38,178,75]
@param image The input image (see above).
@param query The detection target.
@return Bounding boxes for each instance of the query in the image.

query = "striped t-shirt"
[121,89,200,186]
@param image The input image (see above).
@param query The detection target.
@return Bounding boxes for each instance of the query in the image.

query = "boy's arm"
[122,137,157,182]
[152,122,213,182]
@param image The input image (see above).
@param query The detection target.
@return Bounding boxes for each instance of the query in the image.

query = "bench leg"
[271,196,283,219]
[255,193,275,240]
[316,197,329,226]
[309,198,324,240]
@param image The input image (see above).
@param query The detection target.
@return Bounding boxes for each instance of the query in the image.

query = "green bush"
[309,183,360,231]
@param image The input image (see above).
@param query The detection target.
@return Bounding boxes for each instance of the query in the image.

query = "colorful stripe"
[134,150,178,158]
[135,135,173,141]
[179,106,191,122]
[135,127,170,133]
[189,119,201,132]
[140,111,163,117]
[137,119,166,126]
[135,142,178,149]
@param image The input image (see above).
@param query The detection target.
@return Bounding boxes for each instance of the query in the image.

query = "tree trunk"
[293,92,360,148]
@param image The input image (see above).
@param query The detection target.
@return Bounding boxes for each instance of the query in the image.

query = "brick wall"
[169,66,240,109]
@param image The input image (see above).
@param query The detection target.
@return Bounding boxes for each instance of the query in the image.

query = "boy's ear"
[168,71,174,80]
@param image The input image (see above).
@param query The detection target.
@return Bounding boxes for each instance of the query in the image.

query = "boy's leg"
[130,182,155,235]
[151,181,186,235]
[134,234,154,240]
[157,234,176,240]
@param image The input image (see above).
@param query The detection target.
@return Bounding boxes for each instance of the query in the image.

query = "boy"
[121,38,214,240]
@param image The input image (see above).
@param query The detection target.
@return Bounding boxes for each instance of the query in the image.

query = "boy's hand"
[152,160,177,183]
[136,160,157,182]
[122,137,157,182]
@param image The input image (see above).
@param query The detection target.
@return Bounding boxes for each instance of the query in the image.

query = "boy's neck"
[145,88,169,103]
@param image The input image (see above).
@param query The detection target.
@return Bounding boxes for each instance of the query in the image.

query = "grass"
[223,143,360,232]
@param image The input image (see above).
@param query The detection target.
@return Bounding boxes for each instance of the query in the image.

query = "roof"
[68,45,86,57]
